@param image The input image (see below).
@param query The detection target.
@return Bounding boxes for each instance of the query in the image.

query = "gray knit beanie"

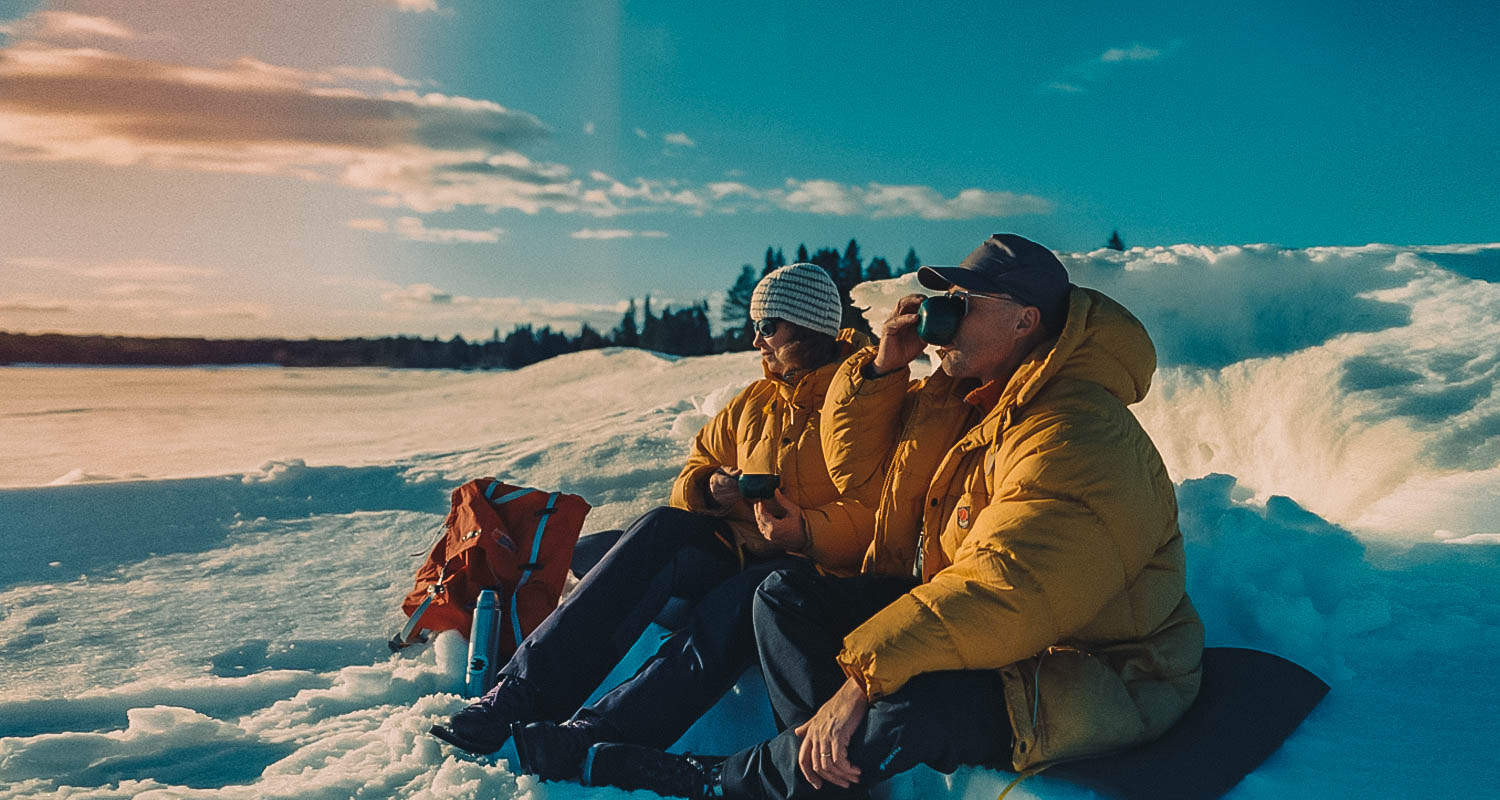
[749,263,843,338]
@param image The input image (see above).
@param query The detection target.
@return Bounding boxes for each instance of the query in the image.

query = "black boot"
[429,675,538,754]
[581,742,725,799]
[511,719,620,781]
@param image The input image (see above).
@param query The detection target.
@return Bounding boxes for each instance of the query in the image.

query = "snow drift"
[2,243,1498,798]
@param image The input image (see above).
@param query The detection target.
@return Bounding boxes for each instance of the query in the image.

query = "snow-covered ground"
[3,243,1499,799]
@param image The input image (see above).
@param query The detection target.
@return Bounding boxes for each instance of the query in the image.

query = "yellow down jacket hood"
[822,288,1203,770]
[670,329,878,573]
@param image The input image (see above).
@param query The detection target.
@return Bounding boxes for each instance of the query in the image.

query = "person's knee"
[618,505,691,550]
[752,566,827,632]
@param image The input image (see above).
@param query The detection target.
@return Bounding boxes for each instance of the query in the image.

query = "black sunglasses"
[916,290,1017,346]
[752,318,782,338]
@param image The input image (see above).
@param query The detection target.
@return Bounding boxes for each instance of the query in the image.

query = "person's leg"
[436,506,739,753]
[574,555,818,748]
[500,505,742,719]
[752,569,916,731]
[720,669,1014,800]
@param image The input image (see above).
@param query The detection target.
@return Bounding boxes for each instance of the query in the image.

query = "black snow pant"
[719,568,1015,800]
[498,505,810,749]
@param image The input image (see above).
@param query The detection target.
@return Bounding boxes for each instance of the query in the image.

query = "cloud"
[1100,44,1162,63]
[1046,40,1177,93]
[583,121,595,135]
[346,218,389,233]
[633,127,648,139]
[20,12,137,42]
[0,42,1051,222]
[663,132,695,147]
[10,256,218,283]
[388,0,440,12]
[392,216,502,243]
[0,43,547,174]
[381,283,453,305]
[769,179,1052,220]
[0,294,72,313]
[370,283,627,332]
[327,65,421,88]
[570,229,668,240]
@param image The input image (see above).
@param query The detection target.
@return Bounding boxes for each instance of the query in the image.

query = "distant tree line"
[1,239,925,369]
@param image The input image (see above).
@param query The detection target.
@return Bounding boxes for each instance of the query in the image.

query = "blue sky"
[1,0,1496,338]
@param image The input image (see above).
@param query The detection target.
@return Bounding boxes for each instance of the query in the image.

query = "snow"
[3,244,1500,798]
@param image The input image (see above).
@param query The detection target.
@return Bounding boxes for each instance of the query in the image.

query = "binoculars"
[916,294,966,346]
[737,473,780,500]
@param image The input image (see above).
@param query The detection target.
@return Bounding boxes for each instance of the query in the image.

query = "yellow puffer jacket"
[822,289,1203,770]
[670,330,878,574]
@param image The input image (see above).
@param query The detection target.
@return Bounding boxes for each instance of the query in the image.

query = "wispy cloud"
[18,11,138,42]
[571,229,669,240]
[382,283,453,305]
[633,127,649,139]
[0,294,73,314]
[375,283,628,332]
[0,43,547,172]
[393,216,502,243]
[663,132,695,147]
[1046,40,1178,93]
[347,218,390,233]
[388,0,441,13]
[349,216,501,243]
[720,179,1053,220]
[583,120,596,135]
[1100,44,1162,63]
[13,256,218,282]
[0,40,1050,222]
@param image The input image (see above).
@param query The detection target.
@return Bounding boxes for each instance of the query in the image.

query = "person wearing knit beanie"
[750,263,843,338]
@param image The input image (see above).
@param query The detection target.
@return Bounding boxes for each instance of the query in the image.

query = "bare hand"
[872,293,927,375]
[707,467,742,510]
[752,488,808,550]
[793,677,869,789]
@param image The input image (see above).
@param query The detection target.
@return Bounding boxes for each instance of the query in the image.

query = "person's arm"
[669,390,745,513]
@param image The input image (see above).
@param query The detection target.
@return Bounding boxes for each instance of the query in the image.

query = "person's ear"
[1016,305,1042,334]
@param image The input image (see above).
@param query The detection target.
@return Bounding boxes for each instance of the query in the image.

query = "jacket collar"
[975,287,1158,433]
[763,328,874,405]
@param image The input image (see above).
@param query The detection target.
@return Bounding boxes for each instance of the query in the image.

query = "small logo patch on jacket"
[494,532,518,552]
[956,506,971,529]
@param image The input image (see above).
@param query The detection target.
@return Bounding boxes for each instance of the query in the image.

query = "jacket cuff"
[675,465,720,513]
[836,650,885,701]
[839,348,910,401]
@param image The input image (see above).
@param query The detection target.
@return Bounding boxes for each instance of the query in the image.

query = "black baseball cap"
[918,233,1071,331]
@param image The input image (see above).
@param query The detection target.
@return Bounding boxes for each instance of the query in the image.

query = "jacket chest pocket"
[938,456,990,554]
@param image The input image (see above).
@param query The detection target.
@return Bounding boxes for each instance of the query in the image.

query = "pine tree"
[640,295,661,351]
[614,298,639,347]
[866,256,892,281]
[838,239,863,294]
[1107,230,1126,251]
[796,243,809,263]
[903,247,921,274]
[763,246,778,277]
[774,248,786,269]
[723,264,757,349]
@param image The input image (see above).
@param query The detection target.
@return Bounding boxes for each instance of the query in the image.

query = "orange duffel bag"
[390,479,590,656]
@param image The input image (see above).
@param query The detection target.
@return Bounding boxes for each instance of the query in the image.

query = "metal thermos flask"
[464,589,501,697]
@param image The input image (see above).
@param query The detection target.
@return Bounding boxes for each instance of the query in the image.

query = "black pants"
[720,568,1015,800]
[500,505,809,748]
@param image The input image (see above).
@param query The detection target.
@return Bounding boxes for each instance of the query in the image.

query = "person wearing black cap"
[578,234,1203,800]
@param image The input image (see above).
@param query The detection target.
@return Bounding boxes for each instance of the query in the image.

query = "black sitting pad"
[1046,647,1328,800]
